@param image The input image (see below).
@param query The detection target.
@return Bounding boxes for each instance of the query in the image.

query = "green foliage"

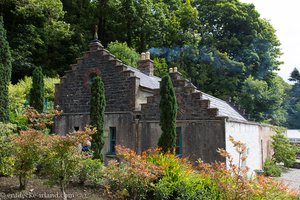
[145,149,218,200]
[238,75,287,125]
[43,136,81,187]
[0,16,12,122]
[12,129,45,190]
[272,130,298,167]
[78,158,103,185]
[29,67,44,113]
[2,0,291,126]
[110,145,299,200]
[263,160,282,177]
[9,76,60,114]
[153,58,168,77]
[158,75,177,153]
[42,127,95,200]
[289,68,300,82]
[90,76,106,161]
[104,146,163,200]
[0,122,17,176]
[3,0,72,81]
[286,71,300,128]
[107,41,139,67]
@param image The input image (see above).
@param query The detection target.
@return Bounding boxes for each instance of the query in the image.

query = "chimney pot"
[169,68,173,73]
[141,52,146,60]
[145,52,150,60]
[137,53,154,76]
[173,67,178,72]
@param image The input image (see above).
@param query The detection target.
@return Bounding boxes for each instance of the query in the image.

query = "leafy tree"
[153,58,168,77]
[238,76,287,125]
[0,16,12,122]
[158,75,177,153]
[288,68,300,82]
[2,0,72,82]
[107,41,139,67]
[272,130,298,167]
[43,127,95,200]
[29,67,44,113]
[90,76,106,161]
[286,71,300,128]
[12,129,45,190]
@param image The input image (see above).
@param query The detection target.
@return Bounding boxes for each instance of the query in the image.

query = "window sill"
[106,154,117,158]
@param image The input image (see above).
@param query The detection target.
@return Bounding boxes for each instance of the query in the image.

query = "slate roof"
[201,92,247,121]
[126,66,161,89]
[125,65,246,121]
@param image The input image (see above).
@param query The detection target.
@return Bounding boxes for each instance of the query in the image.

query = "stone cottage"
[54,38,275,173]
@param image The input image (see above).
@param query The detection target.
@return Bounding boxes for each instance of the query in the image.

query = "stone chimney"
[138,52,154,76]
[169,67,182,80]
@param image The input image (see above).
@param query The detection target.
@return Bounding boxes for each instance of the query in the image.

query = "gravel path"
[275,168,300,192]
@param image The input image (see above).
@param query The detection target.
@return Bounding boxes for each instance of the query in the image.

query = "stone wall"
[54,112,136,153]
[54,40,141,114]
[139,71,226,163]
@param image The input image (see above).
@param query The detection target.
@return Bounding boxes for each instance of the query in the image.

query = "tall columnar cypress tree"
[90,76,106,161]
[158,74,178,153]
[29,66,44,113]
[0,16,12,122]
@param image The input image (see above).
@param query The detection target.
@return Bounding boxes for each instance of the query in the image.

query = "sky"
[239,0,300,83]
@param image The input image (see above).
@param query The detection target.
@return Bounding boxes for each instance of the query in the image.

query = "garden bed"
[0,176,107,200]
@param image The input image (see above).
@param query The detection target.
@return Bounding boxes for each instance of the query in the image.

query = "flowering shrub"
[144,148,218,200]
[197,136,299,200]
[103,145,163,200]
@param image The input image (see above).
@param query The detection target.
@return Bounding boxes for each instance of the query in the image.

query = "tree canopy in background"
[0,0,294,126]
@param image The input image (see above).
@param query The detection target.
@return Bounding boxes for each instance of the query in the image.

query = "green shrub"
[145,149,219,200]
[107,41,139,67]
[78,158,103,185]
[9,76,60,114]
[103,146,162,200]
[272,130,298,167]
[9,111,28,131]
[263,160,282,177]
[0,122,17,176]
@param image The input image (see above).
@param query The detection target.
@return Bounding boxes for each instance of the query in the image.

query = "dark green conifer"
[158,74,178,153]
[0,16,12,122]
[29,66,44,112]
[289,68,300,82]
[90,76,106,161]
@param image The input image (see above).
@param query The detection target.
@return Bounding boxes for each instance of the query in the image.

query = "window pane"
[176,127,182,155]
[110,127,116,154]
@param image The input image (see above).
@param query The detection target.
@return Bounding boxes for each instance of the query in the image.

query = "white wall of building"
[225,121,262,175]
